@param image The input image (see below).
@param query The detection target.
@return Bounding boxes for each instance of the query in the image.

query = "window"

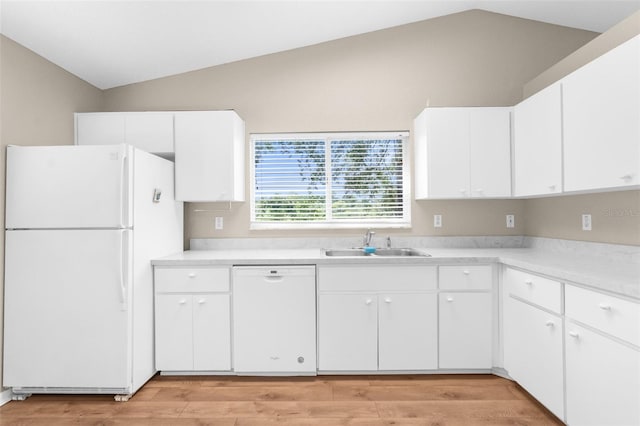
[251,132,410,229]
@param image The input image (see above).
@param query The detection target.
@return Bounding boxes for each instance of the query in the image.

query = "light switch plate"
[434,214,442,228]
[582,214,592,231]
[215,217,224,230]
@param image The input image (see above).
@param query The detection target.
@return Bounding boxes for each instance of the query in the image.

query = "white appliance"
[232,266,316,374]
[3,144,183,400]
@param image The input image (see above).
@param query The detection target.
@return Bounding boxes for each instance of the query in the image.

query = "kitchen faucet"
[363,229,375,247]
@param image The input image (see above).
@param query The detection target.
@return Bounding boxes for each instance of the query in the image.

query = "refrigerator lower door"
[5,144,133,229]
[3,229,132,392]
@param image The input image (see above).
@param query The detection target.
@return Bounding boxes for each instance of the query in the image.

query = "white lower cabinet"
[565,322,640,426]
[154,267,231,372]
[504,297,564,420]
[438,265,493,369]
[378,293,438,370]
[564,283,640,426]
[318,294,378,371]
[503,267,564,421]
[439,292,492,369]
[318,265,438,372]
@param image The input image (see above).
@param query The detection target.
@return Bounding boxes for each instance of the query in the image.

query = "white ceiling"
[1,0,639,90]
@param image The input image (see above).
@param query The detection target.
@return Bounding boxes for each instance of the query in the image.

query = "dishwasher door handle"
[264,275,284,283]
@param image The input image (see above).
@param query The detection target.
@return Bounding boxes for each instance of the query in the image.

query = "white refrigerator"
[3,144,183,400]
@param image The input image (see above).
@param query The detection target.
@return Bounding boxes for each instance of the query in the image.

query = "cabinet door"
[504,297,564,420]
[563,35,640,191]
[126,113,174,154]
[155,294,193,371]
[174,111,244,202]
[318,294,378,371]
[378,293,437,370]
[426,108,470,198]
[439,292,492,369]
[565,323,640,426]
[75,113,126,146]
[469,108,512,197]
[193,294,231,371]
[513,83,562,196]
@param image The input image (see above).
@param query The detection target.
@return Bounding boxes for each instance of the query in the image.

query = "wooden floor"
[0,374,563,425]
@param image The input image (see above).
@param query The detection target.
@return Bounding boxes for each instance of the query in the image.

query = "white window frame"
[250,131,411,230]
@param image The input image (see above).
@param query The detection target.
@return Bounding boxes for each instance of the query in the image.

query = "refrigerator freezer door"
[3,229,132,390]
[5,145,133,229]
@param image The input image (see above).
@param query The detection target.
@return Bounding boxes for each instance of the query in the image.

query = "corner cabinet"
[174,111,245,202]
[317,265,438,372]
[414,107,512,199]
[562,35,640,192]
[513,83,563,197]
[503,267,564,421]
[154,267,232,372]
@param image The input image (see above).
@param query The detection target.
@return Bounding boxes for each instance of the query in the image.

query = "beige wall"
[0,35,104,387]
[103,10,599,245]
[524,191,640,246]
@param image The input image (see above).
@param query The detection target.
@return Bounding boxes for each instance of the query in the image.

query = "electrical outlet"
[506,214,515,228]
[215,217,224,230]
[582,214,592,231]
[434,214,442,228]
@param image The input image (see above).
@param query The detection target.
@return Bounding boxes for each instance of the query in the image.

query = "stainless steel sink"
[323,248,430,257]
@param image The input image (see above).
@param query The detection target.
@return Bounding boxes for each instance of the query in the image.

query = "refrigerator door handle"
[119,231,127,311]
[120,152,127,228]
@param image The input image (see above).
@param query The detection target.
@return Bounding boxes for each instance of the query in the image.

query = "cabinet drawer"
[439,265,492,290]
[318,265,437,292]
[504,268,562,313]
[155,267,230,293]
[565,285,640,347]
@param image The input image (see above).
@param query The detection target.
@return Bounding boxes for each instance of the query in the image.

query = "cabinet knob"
[188,273,196,278]
[569,331,580,339]
[384,297,392,304]
[178,299,187,305]
[545,320,555,327]
[524,280,533,286]
[463,270,470,275]
[446,297,454,302]
[476,188,484,193]
[197,299,206,304]
[365,299,373,305]
[598,303,612,311]
[548,184,556,190]
[459,189,467,194]
[619,174,633,181]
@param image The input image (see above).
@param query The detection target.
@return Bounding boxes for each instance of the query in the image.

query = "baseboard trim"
[0,388,14,406]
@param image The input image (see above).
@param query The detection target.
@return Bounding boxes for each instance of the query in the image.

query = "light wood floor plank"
[0,374,563,425]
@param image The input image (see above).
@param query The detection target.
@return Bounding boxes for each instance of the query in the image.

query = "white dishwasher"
[232,265,316,374]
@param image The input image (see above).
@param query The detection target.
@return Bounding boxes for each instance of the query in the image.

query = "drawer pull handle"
[446,297,454,302]
[545,321,555,327]
[365,299,373,306]
[197,299,206,304]
[384,297,392,304]
[524,280,533,286]
[463,270,470,275]
[188,273,196,278]
[569,331,580,339]
[178,299,187,305]
[598,303,611,311]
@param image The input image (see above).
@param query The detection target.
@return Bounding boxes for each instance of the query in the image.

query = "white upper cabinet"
[513,83,563,197]
[414,107,512,199]
[562,35,640,192]
[75,112,174,155]
[174,111,245,202]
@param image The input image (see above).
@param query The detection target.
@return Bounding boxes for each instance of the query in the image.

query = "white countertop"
[152,247,640,300]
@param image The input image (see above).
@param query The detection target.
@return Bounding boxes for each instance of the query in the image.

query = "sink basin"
[323,248,430,257]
